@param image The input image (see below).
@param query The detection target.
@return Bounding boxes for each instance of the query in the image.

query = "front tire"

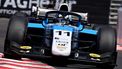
[4,12,28,60]
[97,27,117,53]
[97,27,117,69]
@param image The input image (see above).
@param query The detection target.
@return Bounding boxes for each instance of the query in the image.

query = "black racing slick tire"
[4,12,28,59]
[7,12,28,43]
[97,27,117,69]
[97,27,117,53]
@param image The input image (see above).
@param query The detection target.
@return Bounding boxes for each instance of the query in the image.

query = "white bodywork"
[74,12,88,21]
[32,6,55,16]
[52,30,72,56]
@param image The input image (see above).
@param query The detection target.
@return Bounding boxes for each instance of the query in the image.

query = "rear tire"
[4,12,28,60]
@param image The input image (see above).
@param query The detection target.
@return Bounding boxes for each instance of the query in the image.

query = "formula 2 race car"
[4,11,117,69]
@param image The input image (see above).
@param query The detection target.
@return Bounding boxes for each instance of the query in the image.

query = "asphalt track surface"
[0,18,122,69]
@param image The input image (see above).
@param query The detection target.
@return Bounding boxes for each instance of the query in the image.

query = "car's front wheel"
[4,12,28,60]
[97,26,117,69]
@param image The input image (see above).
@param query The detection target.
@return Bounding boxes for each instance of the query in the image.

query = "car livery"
[4,11,117,69]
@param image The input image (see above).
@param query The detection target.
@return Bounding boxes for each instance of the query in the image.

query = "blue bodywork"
[28,23,97,35]
[28,11,97,35]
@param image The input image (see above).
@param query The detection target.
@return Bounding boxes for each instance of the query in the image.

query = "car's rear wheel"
[4,12,28,60]
[97,27,117,69]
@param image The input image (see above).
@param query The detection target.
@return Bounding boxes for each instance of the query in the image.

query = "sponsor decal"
[89,53,101,58]
[20,46,32,50]
[57,44,67,51]
[0,0,77,17]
